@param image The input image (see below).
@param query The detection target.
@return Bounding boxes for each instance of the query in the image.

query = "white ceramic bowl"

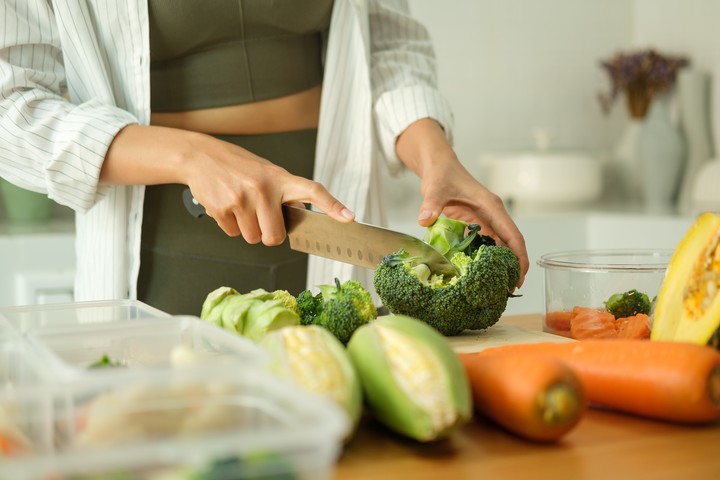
[479,152,602,206]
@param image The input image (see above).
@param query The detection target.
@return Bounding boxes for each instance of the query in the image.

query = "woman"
[0,0,528,314]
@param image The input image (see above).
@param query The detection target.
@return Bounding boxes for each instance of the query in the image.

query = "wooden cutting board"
[448,321,573,354]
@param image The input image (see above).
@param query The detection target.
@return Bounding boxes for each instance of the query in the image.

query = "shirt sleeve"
[0,0,139,212]
[368,0,455,175]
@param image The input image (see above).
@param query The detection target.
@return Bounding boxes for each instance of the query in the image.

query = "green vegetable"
[200,287,301,342]
[260,325,362,437]
[604,289,652,318]
[145,452,297,480]
[188,452,297,480]
[200,286,238,323]
[346,314,472,442]
[88,354,123,369]
[373,217,520,336]
[297,278,377,344]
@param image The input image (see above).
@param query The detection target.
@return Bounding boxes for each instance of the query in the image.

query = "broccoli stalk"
[297,278,378,344]
[603,289,652,318]
[374,217,520,336]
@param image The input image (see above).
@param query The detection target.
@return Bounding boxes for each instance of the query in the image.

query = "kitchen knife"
[181,188,457,276]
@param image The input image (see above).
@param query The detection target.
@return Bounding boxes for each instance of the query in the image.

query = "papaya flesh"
[651,212,720,348]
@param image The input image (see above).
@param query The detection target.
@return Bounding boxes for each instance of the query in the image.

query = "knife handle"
[182,187,207,218]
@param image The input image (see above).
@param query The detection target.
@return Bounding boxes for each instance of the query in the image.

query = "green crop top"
[149,0,334,112]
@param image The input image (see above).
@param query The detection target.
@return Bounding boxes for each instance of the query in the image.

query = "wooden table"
[334,315,720,480]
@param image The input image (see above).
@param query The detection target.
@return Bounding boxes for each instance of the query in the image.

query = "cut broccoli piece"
[603,289,652,318]
[87,354,123,369]
[200,288,301,341]
[374,217,520,336]
[297,278,378,344]
[424,218,496,260]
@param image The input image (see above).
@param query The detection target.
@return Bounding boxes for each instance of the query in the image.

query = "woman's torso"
[148,0,333,134]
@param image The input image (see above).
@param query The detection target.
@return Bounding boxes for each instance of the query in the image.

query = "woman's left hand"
[396,119,529,289]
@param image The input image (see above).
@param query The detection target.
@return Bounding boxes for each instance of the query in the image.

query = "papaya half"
[651,212,720,348]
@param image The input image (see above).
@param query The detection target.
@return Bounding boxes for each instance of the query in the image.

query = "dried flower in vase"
[598,49,689,119]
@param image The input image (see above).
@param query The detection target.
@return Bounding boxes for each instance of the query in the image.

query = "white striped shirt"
[0,0,454,302]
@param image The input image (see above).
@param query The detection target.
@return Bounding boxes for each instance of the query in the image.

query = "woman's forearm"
[100,124,208,186]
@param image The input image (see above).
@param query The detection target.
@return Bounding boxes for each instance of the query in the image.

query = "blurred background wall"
[405,0,718,178]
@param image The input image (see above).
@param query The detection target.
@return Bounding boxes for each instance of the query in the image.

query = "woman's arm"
[1,0,353,245]
[396,118,529,287]
[0,0,138,211]
[102,124,355,245]
[367,1,528,287]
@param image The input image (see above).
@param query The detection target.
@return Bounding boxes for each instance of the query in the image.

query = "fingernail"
[418,210,433,221]
[341,208,355,220]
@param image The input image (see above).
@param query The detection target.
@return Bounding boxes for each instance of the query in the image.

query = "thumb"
[417,196,444,227]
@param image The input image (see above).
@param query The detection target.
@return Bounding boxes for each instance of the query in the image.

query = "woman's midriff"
[150,84,322,135]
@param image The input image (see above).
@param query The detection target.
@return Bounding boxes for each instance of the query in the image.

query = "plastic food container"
[0,299,170,334]
[537,249,673,340]
[0,300,348,479]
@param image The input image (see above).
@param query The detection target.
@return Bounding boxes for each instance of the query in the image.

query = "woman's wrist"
[395,117,457,176]
[101,124,210,186]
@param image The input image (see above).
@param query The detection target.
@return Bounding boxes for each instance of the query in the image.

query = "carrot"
[458,351,586,442]
[475,340,720,423]
[0,434,10,455]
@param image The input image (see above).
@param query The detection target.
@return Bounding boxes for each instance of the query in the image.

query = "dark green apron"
[137,130,316,315]
[139,0,332,315]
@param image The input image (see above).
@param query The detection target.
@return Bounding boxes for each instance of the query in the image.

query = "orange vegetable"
[0,434,10,455]
[0,431,30,456]
[459,351,586,442]
[477,340,720,424]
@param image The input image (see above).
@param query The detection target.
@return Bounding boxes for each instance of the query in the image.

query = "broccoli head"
[297,278,378,344]
[373,217,520,336]
[603,289,652,318]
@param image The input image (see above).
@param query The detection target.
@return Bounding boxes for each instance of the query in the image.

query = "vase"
[610,118,644,201]
[675,69,715,214]
[0,178,54,224]
[636,97,685,212]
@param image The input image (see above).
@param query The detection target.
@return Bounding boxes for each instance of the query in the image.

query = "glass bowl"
[537,249,673,340]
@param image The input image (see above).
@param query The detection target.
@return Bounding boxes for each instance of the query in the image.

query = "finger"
[487,217,529,289]
[233,206,262,245]
[288,179,355,223]
[256,200,286,246]
[211,209,242,238]
[285,200,306,209]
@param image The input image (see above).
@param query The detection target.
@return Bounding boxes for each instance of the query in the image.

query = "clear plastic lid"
[537,249,674,273]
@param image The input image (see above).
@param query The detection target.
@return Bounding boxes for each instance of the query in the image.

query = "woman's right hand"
[101,125,355,246]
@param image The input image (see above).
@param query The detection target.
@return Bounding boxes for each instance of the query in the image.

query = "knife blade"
[181,188,456,276]
[282,204,457,276]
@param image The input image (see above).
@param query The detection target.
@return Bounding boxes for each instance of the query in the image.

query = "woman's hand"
[395,118,529,288]
[102,125,355,246]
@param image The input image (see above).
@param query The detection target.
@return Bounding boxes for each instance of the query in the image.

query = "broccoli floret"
[297,278,378,344]
[374,217,520,336]
[296,289,322,325]
[604,289,652,318]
